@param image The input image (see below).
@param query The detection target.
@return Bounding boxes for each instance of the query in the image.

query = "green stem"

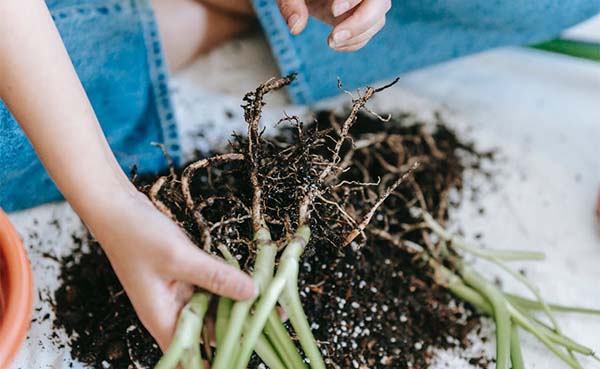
[280,268,326,369]
[212,225,277,369]
[435,258,598,367]
[512,303,596,357]
[488,256,561,334]
[255,333,289,369]
[234,226,311,369]
[215,245,236,350]
[426,219,600,367]
[217,243,240,267]
[432,259,493,314]
[215,297,233,349]
[537,321,595,356]
[218,241,299,368]
[426,214,563,340]
[182,343,202,369]
[447,278,493,315]
[462,267,511,369]
[486,253,583,365]
[154,293,210,369]
[508,303,584,369]
[424,213,545,261]
[506,293,600,315]
[265,311,307,369]
[510,325,525,369]
[444,265,597,363]
[531,39,600,62]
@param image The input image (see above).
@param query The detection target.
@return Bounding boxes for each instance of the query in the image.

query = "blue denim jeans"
[1,0,598,212]
[1,0,178,212]
[253,0,600,103]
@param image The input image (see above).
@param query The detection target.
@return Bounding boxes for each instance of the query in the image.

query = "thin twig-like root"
[319,88,375,182]
[317,194,359,227]
[178,153,245,252]
[151,142,176,178]
[149,176,178,223]
[298,81,400,225]
[321,78,399,183]
[191,208,212,253]
[364,106,392,122]
[344,161,420,246]
[209,215,251,232]
[181,153,245,212]
[419,127,446,161]
[367,227,425,254]
[243,75,296,232]
[194,196,248,251]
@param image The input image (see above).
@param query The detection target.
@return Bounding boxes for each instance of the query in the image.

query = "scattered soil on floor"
[53,110,494,369]
[53,235,162,369]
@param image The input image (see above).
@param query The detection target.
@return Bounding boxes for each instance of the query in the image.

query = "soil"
[53,235,162,369]
[53,107,494,369]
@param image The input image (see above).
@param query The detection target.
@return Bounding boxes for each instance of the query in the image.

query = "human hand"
[86,190,256,350]
[275,0,391,51]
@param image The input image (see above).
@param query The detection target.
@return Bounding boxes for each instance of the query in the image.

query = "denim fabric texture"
[0,0,178,212]
[252,0,600,104]
[1,0,599,212]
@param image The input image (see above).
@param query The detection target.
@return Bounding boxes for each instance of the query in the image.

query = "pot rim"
[0,209,33,369]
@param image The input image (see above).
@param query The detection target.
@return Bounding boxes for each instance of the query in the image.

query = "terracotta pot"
[0,209,32,369]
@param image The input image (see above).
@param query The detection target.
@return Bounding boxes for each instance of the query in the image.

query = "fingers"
[330,18,385,52]
[331,0,362,17]
[173,243,257,300]
[137,278,192,351]
[139,306,176,351]
[275,0,309,35]
[328,0,390,50]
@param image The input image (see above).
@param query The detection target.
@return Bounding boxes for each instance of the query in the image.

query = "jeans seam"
[49,0,181,167]
[251,0,314,104]
[133,0,182,166]
[49,0,131,21]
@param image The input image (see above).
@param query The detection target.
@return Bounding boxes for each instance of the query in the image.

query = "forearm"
[0,0,137,223]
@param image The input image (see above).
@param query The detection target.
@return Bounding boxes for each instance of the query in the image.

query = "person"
[0,0,597,352]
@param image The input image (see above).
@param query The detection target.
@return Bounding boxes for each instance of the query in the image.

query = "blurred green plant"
[532,38,600,62]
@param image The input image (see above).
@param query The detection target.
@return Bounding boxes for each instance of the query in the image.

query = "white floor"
[8,16,600,369]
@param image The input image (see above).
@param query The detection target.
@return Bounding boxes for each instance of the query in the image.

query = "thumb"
[276,0,309,35]
[174,244,257,300]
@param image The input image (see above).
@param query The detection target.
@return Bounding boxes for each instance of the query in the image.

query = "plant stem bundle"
[422,213,600,369]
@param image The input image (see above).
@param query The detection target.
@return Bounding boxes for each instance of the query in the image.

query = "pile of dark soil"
[53,108,493,369]
[53,236,162,369]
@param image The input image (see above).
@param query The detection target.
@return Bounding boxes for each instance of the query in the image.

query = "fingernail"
[329,30,351,48]
[288,14,301,34]
[333,1,351,17]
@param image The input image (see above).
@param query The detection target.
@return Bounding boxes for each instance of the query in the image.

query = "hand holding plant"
[88,190,256,351]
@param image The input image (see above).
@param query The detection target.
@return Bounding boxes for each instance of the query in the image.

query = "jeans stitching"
[252,0,314,104]
[133,0,182,166]
[50,0,131,21]
[48,0,181,166]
